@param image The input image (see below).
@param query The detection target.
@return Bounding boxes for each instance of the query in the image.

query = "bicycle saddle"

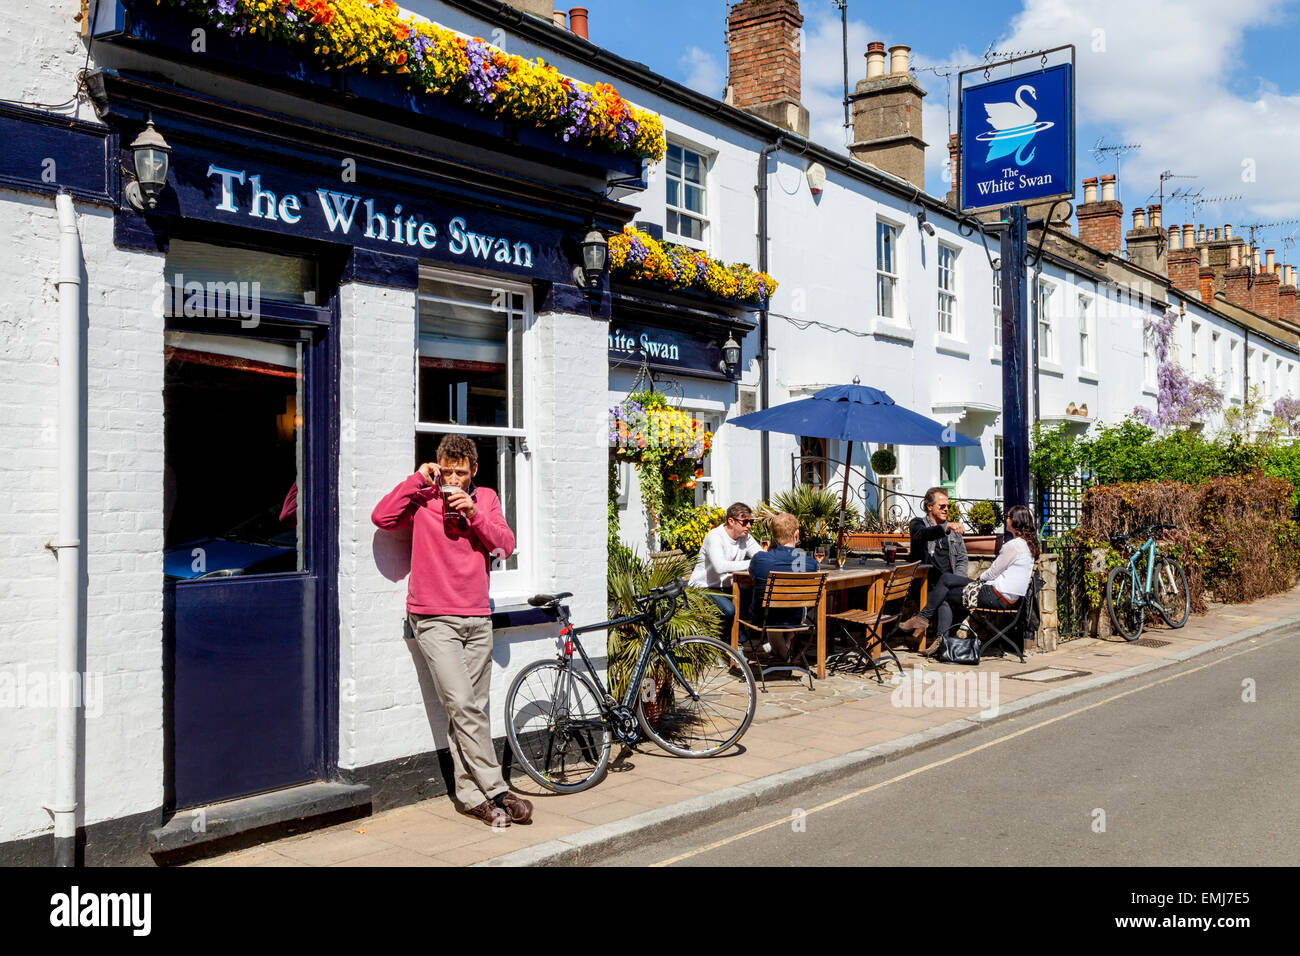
[527,592,573,607]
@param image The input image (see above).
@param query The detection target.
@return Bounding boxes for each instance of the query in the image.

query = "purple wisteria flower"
[1134,312,1224,431]
[1274,397,1300,435]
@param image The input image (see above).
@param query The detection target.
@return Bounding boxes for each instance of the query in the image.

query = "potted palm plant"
[755,485,860,554]
[605,548,723,724]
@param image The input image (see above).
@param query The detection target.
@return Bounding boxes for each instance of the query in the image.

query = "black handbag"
[936,633,980,665]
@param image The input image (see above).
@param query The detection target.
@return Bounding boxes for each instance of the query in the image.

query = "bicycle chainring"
[609,705,640,743]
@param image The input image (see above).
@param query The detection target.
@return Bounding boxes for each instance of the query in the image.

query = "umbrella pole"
[835,442,852,560]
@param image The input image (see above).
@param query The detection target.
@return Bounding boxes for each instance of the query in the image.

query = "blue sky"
[573,0,1300,250]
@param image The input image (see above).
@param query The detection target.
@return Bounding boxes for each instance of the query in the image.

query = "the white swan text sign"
[959,63,1073,212]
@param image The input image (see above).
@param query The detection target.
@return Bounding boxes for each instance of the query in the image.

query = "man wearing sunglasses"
[903,487,969,636]
[688,501,764,625]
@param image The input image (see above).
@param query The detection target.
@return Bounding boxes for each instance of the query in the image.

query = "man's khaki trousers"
[407,614,508,808]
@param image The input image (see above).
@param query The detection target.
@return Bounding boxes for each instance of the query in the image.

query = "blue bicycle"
[1104,523,1190,641]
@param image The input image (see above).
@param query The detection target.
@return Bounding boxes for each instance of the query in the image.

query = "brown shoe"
[462,800,510,827]
[900,615,930,637]
[494,791,533,824]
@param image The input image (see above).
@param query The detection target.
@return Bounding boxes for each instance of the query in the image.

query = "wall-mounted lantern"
[124,119,171,212]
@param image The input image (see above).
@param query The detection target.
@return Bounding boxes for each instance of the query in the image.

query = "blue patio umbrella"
[728,384,979,555]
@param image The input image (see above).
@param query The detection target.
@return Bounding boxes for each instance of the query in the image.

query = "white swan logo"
[976,84,1054,166]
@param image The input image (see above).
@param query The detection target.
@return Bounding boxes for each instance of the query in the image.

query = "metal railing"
[1046,539,1091,642]
[790,455,1006,531]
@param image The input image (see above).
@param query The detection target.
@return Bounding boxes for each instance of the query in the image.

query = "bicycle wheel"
[635,636,757,757]
[1105,565,1145,641]
[505,660,611,793]
[1154,557,1190,628]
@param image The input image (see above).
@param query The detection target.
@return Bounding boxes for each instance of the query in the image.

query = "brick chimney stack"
[1278,263,1298,325]
[1167,222,1200,294]
[502,0,555,19]
[1254,248,1281,318]
[1198,246,1216,305]
[726,0,810,135]
[1076,174,1122,255]
[1224,243,1252,309]
[946,133,961,208]
[1126,203,1167,274]
[849,40,928,188]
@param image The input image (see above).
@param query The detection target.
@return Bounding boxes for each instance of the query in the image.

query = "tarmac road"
[600,626,1300,867]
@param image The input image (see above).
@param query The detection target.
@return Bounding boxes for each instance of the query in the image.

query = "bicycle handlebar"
[635,579,686,630]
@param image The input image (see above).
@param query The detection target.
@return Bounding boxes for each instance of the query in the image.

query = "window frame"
[992,267,1002,348]
[1078,293,1096,371]
[1036,278,1056,362]
[664,140,710,249]
[414,266,534,595]
[993,435,1005,501]
[876,219,902,322]
[937,243,960,337]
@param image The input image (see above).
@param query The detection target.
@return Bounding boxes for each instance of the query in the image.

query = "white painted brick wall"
[337,287,610,772]
[0,190,165,844]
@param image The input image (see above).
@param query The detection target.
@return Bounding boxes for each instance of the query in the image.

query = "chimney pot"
[1289,265,1297,287]
[1133,208,1147,229]
[1212,227,1221,241]
[568,6,588,38]
[1266,249,1276,271]
[1200,246,1210,268]
[1100,174,1116,202]
[1229,245,1240,267]
[552,9,567,28]
[888,44,911,75]
[1224,224,1233,239]
[1169,226,1181,251]
[1196,225,1205,242]
[1275,263,1283,278]
[1149,205,1162,228]
[865,43,887,79]
[1182,224,1195,247]
[1082,177,1098,204]
[1254,248,1262,272]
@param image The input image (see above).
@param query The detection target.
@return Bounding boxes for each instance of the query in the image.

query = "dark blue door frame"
[163,287,339,812]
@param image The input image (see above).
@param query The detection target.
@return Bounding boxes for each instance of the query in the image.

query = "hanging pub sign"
[959,52,1074,213]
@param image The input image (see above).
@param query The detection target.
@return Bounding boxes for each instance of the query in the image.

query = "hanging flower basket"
[609,398,712,476]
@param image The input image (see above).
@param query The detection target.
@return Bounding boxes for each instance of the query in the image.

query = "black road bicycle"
[504,580,758,793]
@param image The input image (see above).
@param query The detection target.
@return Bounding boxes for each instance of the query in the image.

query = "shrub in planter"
[870,448,897,475]
[966,499,1001,534]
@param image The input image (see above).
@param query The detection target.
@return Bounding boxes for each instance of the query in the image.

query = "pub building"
[0,0,658,863]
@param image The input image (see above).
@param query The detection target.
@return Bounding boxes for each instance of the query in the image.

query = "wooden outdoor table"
[729,560,928,678]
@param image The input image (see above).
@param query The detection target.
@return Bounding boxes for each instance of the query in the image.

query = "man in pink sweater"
[371,435,531,827]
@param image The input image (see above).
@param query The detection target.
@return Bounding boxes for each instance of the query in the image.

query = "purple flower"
[216,0,236,15]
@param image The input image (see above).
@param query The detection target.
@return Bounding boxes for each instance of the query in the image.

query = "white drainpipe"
[50,189,84,866]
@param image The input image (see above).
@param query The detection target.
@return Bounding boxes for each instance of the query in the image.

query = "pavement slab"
[190,586,1300,868]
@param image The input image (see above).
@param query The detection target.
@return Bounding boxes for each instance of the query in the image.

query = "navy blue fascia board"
[0,103,118,206]
[86,70,635,239]
[342,248,420,290]
[92,0,641,181]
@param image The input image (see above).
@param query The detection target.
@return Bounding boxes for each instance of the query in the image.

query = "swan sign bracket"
[957,46,1075,214]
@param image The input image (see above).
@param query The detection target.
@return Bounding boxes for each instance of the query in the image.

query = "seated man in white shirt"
[688,501,764,626]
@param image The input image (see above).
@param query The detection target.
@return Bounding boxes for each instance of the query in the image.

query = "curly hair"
[436,434,478,465]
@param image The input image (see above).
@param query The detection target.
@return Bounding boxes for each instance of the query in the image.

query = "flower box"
[962,534,1001,556]
[92,0,655,175]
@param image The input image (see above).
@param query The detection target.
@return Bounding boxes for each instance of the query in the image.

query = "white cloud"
[679,45,724,98]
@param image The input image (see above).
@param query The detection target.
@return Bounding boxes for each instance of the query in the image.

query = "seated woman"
[900,505,1039,641]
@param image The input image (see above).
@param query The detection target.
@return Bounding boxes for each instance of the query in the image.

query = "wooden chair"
[964,570,1043,664]
[825,561,917,683]
[737,571,828,692]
